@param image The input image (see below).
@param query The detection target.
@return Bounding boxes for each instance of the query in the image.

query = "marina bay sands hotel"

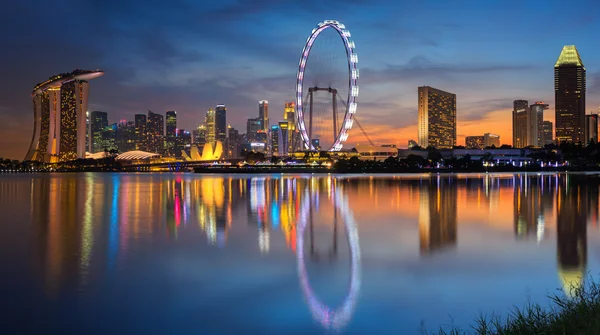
[25,69,104,162]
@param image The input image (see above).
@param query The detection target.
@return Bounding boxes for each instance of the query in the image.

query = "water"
[0,172,597,334]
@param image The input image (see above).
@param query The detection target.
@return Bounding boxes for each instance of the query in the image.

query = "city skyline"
[2,1,600,158]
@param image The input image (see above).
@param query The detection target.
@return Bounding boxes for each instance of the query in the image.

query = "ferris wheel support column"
[332,90,337,145]
[309,89,314,151]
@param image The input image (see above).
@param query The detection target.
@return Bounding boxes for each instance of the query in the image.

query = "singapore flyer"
[295,20,359,151]
[296,186,361,330]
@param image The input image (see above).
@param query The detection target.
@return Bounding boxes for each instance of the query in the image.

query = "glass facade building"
[418,86,456,149]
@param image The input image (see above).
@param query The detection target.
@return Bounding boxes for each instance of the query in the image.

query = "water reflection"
[557,175,589,296]
[419,177,457,254]
[5,173,600,333]
[297,186,361,330]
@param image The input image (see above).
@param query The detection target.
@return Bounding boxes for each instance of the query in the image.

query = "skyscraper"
[115,120,136,153]
[206,108,216,145]
[147,110,164,154]
[26,69,104,162]
[529,102,548,147]
[418,86,456,149]
[283,102,297,152]
[555,45,586,143]
[227,126,240,159]
[90,111,108,153]
[215,105,227,145]
[247,117,262,143]
[585,113,598,144]
[165,111,177,156]
[193,124,207,146]
[278,121,289,156]
[259,100,269,131]
[512,100,529,148]
[176,129,191,155]
[134,114,147,150]
[270,125,280,156]
[543,121,553,145]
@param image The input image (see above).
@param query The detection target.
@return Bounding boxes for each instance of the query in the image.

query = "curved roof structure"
[33,69,104,95]
[85,152,109,159]
[184,141,223,161]
[115,151,160,160]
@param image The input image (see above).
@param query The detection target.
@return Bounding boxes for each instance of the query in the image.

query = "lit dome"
[115,151,160,160]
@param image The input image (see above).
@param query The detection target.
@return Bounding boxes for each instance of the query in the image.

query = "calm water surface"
[0,173,598,334]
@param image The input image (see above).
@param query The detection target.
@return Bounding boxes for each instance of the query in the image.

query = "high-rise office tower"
[283,102,296,152]
[147,110,164,154]
[513,100,529,148]
[193,124,207,146]
[215,105,227,145]
[206,108,216,145]
[90,111,108,153]
[115,120,136,153]
[555,45,586,143]
[227,126,240,159]
[270,125,280,156]
[101,123,117,151]
[529,102,548,147]
[25,69,104,162]
[484,133,500,148]
[543,121,554,145]
[278,121,289,156]
[247,118,262,143]
[259,100,269,131]
[176,129,191,155]
[134,114,147,150]
[165,111,177,156]
[585,113,598,144]
[418,86,456,149]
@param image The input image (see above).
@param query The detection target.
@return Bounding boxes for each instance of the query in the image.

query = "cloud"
[360,56,537,85]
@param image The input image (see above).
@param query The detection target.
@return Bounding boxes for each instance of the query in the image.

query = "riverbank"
[433,280,600,335]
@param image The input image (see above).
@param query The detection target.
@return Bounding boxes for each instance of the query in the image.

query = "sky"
[1,0,600,159]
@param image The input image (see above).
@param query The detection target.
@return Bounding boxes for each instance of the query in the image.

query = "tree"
[426,146,442,166]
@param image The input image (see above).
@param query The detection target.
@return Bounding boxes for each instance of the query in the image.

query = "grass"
[430,278,600,335]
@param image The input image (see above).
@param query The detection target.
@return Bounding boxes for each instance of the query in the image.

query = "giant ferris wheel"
[296,20,359,152]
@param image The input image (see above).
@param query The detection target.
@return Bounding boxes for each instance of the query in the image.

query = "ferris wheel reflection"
[296,184,361,331]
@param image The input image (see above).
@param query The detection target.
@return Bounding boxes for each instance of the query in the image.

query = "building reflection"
[556,175,588,297]
[21,172,600,315]
[513,175,545,240]
[419,176,457,255]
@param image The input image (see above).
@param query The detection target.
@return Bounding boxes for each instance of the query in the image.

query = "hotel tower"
[25,69,104,162]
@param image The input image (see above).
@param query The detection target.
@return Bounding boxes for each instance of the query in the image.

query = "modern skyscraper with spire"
[555,45,586,143]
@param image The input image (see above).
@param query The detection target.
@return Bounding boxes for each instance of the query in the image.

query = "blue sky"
[1,0,600,158]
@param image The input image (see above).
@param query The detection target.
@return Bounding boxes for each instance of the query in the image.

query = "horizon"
[1,0,600,159]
